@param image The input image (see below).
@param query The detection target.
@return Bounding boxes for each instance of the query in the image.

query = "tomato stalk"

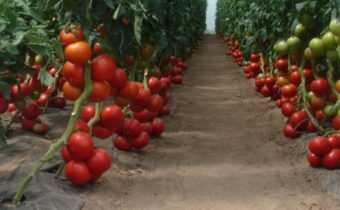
[13,63,93,204]
[0,121,7,148]
[327,60,340,99]
[297,59,324,133]
[88,102,103,129]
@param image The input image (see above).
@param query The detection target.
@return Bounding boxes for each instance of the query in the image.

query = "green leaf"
[38,69,54,86]
[28,44,50,55]
[0,122,7,149]
[134,14,143,46]
[295,2,308,12]
[0,80,11,99]
[113,3,121,20]
[51,38,64,59]
[6,44,19,55]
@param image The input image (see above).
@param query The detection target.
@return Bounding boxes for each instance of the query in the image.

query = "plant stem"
[12,64,93,204]
[297,59,324,133]
[88,103,103,129]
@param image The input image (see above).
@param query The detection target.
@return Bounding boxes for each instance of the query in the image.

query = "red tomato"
[130,131,150,149]
[92,123,115,139]
[281,102,297,117]
[0,97,8,114]
[289,110,308,131]
[151,118,165,136]
[147,95,164,112]
[306,121,317,133]
[307,152,322,167]
[275,58,288,71]
[62,82,83,101]
[89,80,111,102]
[114,95,130,108]
[303,68,314,83]
[332,116,340,130]
[61,146,73,162]
[93,42,104,55]
[282,124,299,138]
[64,160,92,185]
[289,71,301,85]
[171,75,183,84]
[260,85,272,97]
[21,117,37,131]
[86,148,111,174]
[109,68,127,90]
[11,83,30,99]
[133,89,151,107]
[123,119,143,138]
[160,106,171,116]
[315,110,324,121]
[133,109,151,123]
[59,26,84,46]
[328,134,340,149]
[22,103,41,120]
[113,136,131,151]
[64,41,92,64]
[281,84,297,98]
[250,53,260,62]
[308,136,332,157]
[50,97,67,109]
[62,61,84,88]
[100,105,124,131]
[75,119,90,133]
[91,54,117,81]
[129,101,145,113]
[140,43,154,60]
[148,77,162,94]
[120,81,139,99]
[67,131,94,160]
[141,122,152,134]
[81,104,95,122]
[322,149,340,170]
[310,78,330,97]
[309,95,325,111]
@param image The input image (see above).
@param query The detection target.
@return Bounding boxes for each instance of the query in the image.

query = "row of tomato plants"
[217,0,340,170]
[0,0,207,205]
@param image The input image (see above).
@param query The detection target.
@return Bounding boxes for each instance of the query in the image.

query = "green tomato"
[307,91,314,100]
[309,38,326,58]
[304,47,314,60]
[275,40,288,55]
[35,55,44,65]
[327,50,340,63]
[337,109,340,117]
[257,73,265,78]
[294,23,306,37]
[321,32,336,50]
[335,36,340,45]
[330,19,340,37]
[15,99,26,111]
[298,13,315,29]
[324,104,338,118]
[287,36,302,55]
[29,91,41,100]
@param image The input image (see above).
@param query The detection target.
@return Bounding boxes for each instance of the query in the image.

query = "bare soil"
[1,35,340,210]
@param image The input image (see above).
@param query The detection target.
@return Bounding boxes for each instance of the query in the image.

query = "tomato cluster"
[61,131,111,185]
[222,17,340,170]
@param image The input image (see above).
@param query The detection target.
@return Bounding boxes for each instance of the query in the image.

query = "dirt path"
[81,35,340,210]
